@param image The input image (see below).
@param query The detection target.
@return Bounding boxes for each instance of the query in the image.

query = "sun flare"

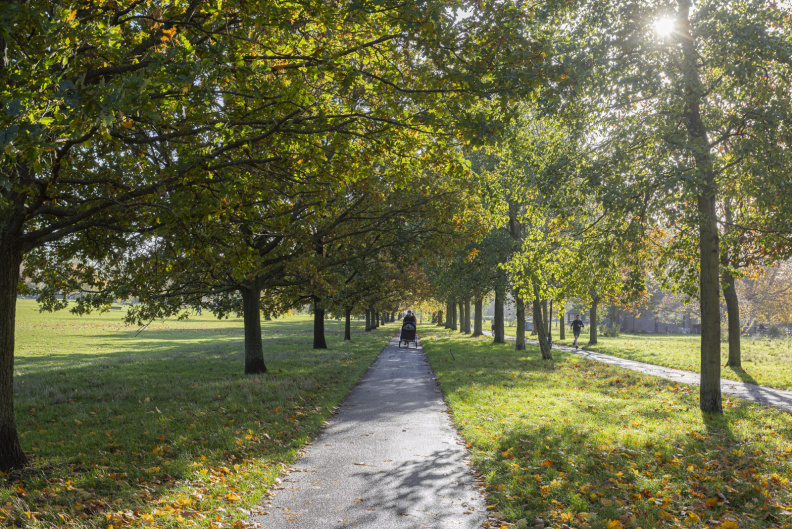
[654,16,675,37]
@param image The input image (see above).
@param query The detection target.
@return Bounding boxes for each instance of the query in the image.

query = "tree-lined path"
[253,337,486,528]
[485,331,792,413]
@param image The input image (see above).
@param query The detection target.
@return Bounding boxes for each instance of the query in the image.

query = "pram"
[399,321,418,348]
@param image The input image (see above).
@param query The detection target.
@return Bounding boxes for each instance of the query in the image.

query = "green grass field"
[499,321,792,391]
[423,327,792,529]
[4,300,394,528]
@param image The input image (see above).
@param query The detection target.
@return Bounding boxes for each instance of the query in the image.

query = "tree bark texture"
[313,299,327,349]
[450,301,457,331]
[493,288,505,343]
[0,242,29,470]
[457,301,464,333]
[365,309,371,331]
[240,284,268,374]
[679,0,722,412]
[437,309,444,327]
[344,306,352,341]
[473,297,483,337]
[515,295,525,350]
[445,302,452,328]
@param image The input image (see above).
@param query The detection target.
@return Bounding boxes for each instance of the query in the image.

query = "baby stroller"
[399,321,418,348]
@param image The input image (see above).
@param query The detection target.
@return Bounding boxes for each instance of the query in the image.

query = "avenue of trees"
[3,0,791,470]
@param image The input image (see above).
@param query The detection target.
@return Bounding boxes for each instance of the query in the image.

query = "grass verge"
[5,300,393,528]
[423,327,792,529]
[500,323,792,391]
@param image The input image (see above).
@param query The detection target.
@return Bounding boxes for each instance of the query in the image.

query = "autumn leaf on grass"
[542,459,553,467]
[605,520,623,529]
[226,492,242,502]
[718,521,739,529]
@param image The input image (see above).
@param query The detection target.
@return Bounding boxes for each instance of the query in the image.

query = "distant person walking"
[570,315,585,348]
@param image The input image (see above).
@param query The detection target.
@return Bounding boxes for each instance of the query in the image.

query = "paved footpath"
[251,337,487,529]
[486,331,792,413]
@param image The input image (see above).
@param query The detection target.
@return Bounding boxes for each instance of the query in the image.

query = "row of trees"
[1,0,546,470]
[427,0,792,415]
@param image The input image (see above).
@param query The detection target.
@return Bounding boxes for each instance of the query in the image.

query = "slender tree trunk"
[462,299,469,333]
[365,308,371,331]
[541,299,548,335]
[559,301,565,340]
[444,302,451,328]
[588,290,599,346]
[548,299,553,343]
[493,288,505,343]
[313,298,327,349]
[450,301,458,331]
[533,285,552,360]
[722,202,741,368]
[473,297,483,337]
[458,301,464,333]
[344,306,352,341]
[437,309,444,327]
[515,295,525,350]
[723,269,740,367]
[679,0,722,412]
[240,284,268,374]
[0,242,29,470]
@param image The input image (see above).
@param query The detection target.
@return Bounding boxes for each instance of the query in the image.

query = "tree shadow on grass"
[4,322,395,527]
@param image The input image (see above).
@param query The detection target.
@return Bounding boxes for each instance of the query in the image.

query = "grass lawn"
[4,300,394,528]
[423,326,792,529]
[499,321,792,391]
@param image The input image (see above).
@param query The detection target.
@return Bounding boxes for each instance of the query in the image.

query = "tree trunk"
[241,284,268,374]
[444,302,451,328]
[313,299,327,349]
[473,297,483,337]
[0,243,29,471]
[458,301,464,333]
[515,295,525,350]
[588,290,599,346]
[493,288,505,343]
[365,308,371,331]
[437,309,444,327]
[722,201,741,368]
[723,269,740,367]
[344,306,352,341]
[679,0,722,412]
[533,285,552,360]
[548,299,553,344]
[558,301,565,340]
[461,298,468,334]
[450,301,458,331]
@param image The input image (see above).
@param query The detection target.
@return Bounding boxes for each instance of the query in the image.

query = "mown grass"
[5,300,393,528]
[423,327,792,529]
[499,321,792,391]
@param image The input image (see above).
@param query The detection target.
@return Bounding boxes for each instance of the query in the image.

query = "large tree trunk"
[493,288,505,343]
[444,302,452,328]
[679,0,722,412]
[437,309,444,327]
[0,242,29,471]
[365,308,371,331]
[533,285,552,360]
[472,297,483,337]
[240,284,268,374]
[450,301,458,331]
[344,306,352,341]
[515,295,525,350]
[588,289,599,346]
[313,299,327,349]
[458,301,464,333]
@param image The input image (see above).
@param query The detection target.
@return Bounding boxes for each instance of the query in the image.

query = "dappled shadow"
[5,319,396,526]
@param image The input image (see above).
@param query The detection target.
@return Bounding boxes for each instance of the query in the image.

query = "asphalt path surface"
[251,336,487,529]
[484,331,792,413]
